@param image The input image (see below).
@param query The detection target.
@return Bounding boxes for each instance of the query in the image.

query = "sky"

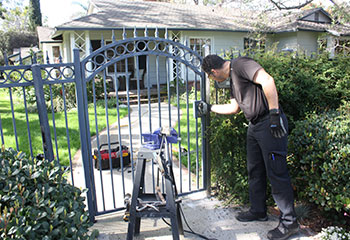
[40,0,89,27]
[28,0,334,28]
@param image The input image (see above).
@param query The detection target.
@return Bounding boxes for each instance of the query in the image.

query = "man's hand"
[269,109,287,138]
[198,101,211,116]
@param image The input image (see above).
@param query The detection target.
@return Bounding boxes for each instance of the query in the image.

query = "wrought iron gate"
[75,29,209,220]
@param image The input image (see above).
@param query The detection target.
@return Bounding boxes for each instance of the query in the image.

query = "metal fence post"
[202,71,211,196]
[73,49,96,223]
[32,64,55,161]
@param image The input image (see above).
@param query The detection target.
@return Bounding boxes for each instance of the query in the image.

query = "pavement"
[90,190,319,240]
[72,102,319,240]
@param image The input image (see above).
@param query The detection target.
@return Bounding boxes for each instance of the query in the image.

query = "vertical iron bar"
[126,58,134,181]
[146,55,152,133]
[166,55,174,175]
[146,54,155,192]
[114,62,129,189]
[92,76,106,211]
[156,55,161,127]
[185,66,191,191]
[8,88,19,151]
[102,69,116,209]
[176,62,182,194]
[195,73,199,189]
[22,87,34,159]
[136,55,142,145]
[32,65,54,161]
[61,83,74,184]
[49,85,60,163]
[74,49,96,223]
[0,114,4,146]
[202,69,210,195]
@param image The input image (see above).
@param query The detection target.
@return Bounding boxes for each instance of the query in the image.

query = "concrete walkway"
[91,190,317,240]
[72,102,317,240]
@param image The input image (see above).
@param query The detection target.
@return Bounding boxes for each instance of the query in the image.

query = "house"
[37,26,63,63]
[37,0,350,89]
[8,46,41,65]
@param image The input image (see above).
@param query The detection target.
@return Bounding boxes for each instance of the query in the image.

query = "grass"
[172,90,203,173]
[0,89,127,166]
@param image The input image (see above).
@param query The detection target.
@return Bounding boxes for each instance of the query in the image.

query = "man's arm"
[254,68,287,138]
[211,98,240,115]
[253,68,279,110]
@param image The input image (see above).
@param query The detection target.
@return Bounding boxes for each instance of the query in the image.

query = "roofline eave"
[54,26,253,33]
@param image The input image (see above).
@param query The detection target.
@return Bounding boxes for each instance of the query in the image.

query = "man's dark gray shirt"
[229,57,269,123]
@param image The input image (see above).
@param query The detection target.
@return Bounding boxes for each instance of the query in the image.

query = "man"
[201,55,299,240]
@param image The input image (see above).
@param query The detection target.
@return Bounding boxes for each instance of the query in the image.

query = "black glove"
[269,109,287,138]
[198,101,211,116]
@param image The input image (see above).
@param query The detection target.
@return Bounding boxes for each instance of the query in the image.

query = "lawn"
[172,90,203,173]
[0,89,128,166]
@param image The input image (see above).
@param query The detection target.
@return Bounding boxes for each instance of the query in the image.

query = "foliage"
[209,112,250,203]
[0,31,38,65]
[0,1,6,19]
[288,101,350,222]
[330,0,350,25]
[251,51,350,129]
[209,51,350,215]
[28,0,42,31]
[0,2,31,33]
[0,148,99,239]
[319,226,350,240]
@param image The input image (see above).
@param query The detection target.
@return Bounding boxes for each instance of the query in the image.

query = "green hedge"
[209,112,249,202]
[209,52,350,218]
[255,52,350,126]
[0,148,98,239]
[288,102,350,221]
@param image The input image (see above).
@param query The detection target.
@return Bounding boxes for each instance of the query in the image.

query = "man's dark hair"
[201,54,226,74]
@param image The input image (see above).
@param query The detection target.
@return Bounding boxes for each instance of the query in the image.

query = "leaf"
[31,171,41,179]
[55,206,65,216]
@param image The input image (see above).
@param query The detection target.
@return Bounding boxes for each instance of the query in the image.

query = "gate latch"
[193,100,209,118]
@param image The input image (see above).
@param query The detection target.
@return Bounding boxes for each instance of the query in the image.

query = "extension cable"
[162,204,218,240]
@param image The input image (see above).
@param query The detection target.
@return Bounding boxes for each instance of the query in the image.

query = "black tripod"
[127,128,184,240]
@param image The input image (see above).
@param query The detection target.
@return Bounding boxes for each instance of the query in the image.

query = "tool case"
[93,142,131,170]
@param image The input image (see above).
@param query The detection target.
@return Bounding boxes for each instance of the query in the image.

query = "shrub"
[209,112,250,203]
[210,52,350,207]
[255,52,350,128]
[288,102,350,221]
[0,148,99,239]
[319,226,350,240]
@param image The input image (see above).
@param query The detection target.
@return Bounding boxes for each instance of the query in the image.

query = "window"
[315,12,319,22]
[189,38,211,57]
[52,46,60,63]
[52,46,60,58]
[244,38,265,53]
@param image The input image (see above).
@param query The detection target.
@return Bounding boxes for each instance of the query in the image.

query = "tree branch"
[269,0,314,10]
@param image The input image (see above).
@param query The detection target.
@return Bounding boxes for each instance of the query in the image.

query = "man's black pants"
[246,113,296,226]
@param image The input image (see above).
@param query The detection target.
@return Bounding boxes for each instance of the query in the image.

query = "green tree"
[28,0,42,31]
[0,0,6,19]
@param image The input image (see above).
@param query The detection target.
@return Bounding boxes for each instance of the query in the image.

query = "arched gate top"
[81,34,204,82]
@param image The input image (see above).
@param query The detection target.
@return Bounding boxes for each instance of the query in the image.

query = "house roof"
[52,1,350,37]
[55,0,257,32]
[37,26,63,43]
[266,7,350,35]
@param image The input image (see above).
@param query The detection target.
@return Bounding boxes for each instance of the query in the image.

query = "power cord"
[161,204,218,240]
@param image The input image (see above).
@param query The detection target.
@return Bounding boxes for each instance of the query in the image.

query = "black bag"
[93,142,131,170]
